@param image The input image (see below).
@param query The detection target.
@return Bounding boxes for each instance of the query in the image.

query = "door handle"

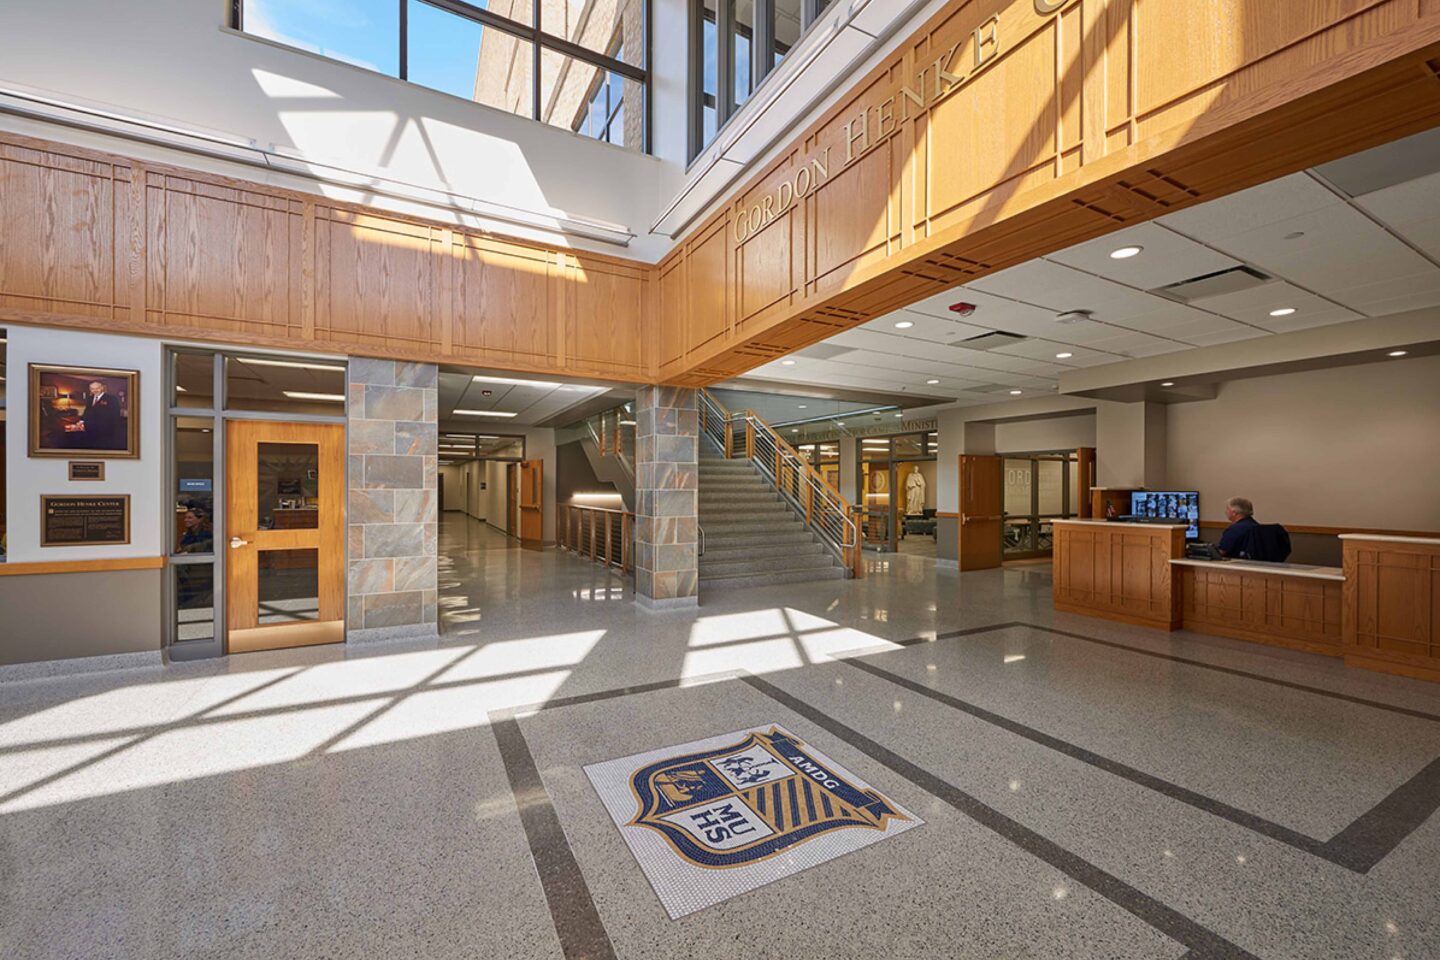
[229,536,251,549]
[962,515,1002,524]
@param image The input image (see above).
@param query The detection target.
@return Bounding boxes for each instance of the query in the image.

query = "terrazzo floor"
[1,515,1437,959]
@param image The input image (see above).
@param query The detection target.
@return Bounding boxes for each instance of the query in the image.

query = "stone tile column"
[346,359,439,642]
[634,386,699,609]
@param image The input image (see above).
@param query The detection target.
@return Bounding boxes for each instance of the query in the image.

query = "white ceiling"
[438,371,611,427]
[740,128,1440,405]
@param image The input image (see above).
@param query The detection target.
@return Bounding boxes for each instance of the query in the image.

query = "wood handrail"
[741,407,850,507]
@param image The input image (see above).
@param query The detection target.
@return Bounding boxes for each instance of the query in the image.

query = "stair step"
[703,529,818,547]
[700,554,839,577]
[699,501,790,516]
[701,518,809,535]
[701,541,826,562]
[700,567,847,590]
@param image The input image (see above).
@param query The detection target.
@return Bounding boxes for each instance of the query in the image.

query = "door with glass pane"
[225,421,345,653]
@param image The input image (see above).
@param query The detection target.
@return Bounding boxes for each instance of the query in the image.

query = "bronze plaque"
[41,495,131,547]
[68,461,106,481]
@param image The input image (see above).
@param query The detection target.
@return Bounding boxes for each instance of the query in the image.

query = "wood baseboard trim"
[0,556,166,577]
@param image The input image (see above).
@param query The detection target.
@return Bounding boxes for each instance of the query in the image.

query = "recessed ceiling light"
[619,419,637,426]
[472,374,561,388]
[1009,390,1023,396]
[798,404,807,409]
[894,320,914,329]
[1055,352,1073,359]
[926,379,940,385]
[1388,350,1408,357]
[837,421,845,426]
[781,359,796,366]
[894,413,903,418]
[791,428,799,433]
[1269,307,1296,317]
[454,409,518,418]
[282,391,345,402]
[1109,245,1143,260]
[1160,381,1175,387]
[241,357,346,372]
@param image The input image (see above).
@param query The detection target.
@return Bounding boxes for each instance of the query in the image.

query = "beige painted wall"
[1167,355,1440,531]
[995,414,1096,454]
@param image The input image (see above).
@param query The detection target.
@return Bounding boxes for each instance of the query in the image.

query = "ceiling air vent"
[1153,266,1272,303]
[796,344,857,361]
[953,331,1027,351]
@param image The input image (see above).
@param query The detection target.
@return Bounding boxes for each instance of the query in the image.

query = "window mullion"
[754,0,774,91]
[398,0,408,80]
[717,0,735,123]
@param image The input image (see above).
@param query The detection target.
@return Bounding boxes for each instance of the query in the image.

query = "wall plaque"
[68,461,105,481]
[40,495,131,547]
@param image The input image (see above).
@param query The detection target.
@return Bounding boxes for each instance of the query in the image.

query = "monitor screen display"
[1131,491,1200,539]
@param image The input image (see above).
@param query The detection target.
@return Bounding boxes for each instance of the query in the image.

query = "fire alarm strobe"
[948,302,977,316]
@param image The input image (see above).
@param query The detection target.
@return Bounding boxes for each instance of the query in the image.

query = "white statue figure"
[905,468,926,516]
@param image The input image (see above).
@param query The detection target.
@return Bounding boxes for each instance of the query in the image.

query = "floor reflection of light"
[0,668,302,747]
[683,639,803,679]
[328,673,572,752]
[795,628,901,661]
[0,736,135,808]
[435,631,603,683]
[3,699,388,814]
[209,648,472,717]
[1005,654,1027,664]
[689,609,791,647]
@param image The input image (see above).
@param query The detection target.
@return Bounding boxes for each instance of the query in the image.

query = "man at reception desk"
[1217,497,1291,561]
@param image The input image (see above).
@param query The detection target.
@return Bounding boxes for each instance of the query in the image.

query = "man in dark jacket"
[66,380,126,450]
[1217,497,1290,561]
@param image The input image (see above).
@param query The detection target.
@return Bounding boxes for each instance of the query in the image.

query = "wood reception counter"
[1052,522,1440,683]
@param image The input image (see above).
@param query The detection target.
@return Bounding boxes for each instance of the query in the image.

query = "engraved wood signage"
[41,495,132,547]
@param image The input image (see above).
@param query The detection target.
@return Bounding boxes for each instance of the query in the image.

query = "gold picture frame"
[29,364,140,459]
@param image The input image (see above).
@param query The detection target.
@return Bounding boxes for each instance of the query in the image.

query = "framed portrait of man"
[29,365,140,458]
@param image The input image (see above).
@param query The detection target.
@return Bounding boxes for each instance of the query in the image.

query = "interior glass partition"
[856,431,937,555]
[1002,451,1081,559]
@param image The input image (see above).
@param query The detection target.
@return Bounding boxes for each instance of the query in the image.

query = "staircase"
[699,441,847,589]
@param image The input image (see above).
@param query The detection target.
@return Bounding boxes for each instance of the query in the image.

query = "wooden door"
[518,458,543,549]
[958,454,1003,570]
[225,421,345,653]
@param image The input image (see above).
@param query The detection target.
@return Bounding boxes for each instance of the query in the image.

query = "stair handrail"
[560,503,634,572]
[698,388,863,578]
[584,405,635,478]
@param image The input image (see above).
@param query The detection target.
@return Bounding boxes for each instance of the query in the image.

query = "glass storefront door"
[225,420,346,653]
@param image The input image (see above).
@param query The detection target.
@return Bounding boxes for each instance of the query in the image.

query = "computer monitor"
[1131,491,1200,539]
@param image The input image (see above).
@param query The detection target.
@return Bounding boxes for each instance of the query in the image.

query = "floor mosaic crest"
[585,725,921,918]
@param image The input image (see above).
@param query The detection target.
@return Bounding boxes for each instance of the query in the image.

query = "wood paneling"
[1344,537,1440,682]
[1179,565,1344,657]
[0,133,652,383]
[5,0,1440,389]
[655,0,1440,386]
[1052,521,1184,629]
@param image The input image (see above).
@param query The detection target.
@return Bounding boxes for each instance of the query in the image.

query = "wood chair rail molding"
[0,557,165,577]
[3,0,1440,389]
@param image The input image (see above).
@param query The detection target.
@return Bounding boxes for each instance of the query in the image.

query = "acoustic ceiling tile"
[1045,221,1242,290]
[1158,173,1343,244]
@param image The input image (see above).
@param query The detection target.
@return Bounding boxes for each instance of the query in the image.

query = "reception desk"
[1052,522,1440,683]
[1342,534,1440,683]
[1052,520,1185,630]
